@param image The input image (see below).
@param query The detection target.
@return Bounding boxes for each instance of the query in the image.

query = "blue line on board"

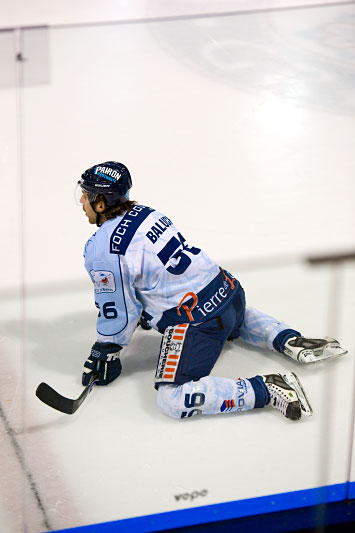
[50,482,349,533]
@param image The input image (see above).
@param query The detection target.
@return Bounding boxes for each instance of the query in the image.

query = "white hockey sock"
[239,306,294,351]
[156,375,256,419]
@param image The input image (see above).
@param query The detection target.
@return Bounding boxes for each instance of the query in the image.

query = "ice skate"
[262,372,312,421]
[283,336,347,364]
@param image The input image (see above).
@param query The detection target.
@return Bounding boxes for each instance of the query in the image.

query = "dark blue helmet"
[78,161,132,207]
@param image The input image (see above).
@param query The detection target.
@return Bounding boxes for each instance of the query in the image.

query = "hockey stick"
[35,374,99,415]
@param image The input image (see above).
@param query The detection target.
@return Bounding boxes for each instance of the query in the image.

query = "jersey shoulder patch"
[110,205,154,255]
[90,270,116,293]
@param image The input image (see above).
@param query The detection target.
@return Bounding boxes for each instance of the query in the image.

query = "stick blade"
[36,382,76,414]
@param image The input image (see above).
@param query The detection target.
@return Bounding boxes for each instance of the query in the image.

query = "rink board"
[52,483,349,533]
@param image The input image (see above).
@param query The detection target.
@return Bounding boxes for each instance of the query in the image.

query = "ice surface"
[1,261,354,531]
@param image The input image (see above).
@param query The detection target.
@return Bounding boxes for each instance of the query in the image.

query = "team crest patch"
[90,270,116,293]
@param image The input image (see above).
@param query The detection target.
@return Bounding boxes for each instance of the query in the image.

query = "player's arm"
[82,258,141,386]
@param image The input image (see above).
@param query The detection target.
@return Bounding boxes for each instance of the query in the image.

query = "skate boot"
[262,372,313,421]
[283,337,347,363]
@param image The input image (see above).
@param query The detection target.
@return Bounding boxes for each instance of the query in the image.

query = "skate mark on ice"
[0,402,52,531]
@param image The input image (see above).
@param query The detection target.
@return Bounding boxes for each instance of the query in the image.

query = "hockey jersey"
[84,205,239,346]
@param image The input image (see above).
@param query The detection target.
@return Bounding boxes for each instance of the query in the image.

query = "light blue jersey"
[84,205,237,347]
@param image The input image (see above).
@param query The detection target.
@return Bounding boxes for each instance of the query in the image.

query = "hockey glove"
[138,314,152,330]
[82,342,122,386]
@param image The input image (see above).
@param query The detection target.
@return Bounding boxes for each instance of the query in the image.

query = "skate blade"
[282,372,313,417]
[298,346,348,363]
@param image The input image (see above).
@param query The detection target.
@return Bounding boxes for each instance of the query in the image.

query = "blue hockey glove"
[82,342,122,386]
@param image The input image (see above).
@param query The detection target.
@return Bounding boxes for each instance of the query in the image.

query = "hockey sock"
[272,329,301,353]
[239,307,300,352]
[248,375,270,407]
[156,375,269,419]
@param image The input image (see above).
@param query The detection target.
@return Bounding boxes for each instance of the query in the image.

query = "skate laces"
[268,384,295,416]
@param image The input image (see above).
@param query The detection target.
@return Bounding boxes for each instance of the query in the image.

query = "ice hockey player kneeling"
[76,161,347,421]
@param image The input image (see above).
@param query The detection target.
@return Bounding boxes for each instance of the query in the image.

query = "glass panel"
[16,3,355,530]
[0,29,26,532]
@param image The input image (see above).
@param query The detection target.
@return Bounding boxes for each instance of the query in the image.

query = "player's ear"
[95,199,106,213]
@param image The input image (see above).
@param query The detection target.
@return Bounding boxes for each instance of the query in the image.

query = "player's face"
[80,191,97,224]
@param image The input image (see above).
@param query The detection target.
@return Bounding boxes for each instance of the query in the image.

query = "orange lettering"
[222,269,236,290]
[176,292,198,322]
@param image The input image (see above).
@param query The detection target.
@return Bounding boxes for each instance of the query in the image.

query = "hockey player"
[77,161,347,421]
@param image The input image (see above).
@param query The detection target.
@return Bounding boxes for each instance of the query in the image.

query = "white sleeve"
[88,257,142,347]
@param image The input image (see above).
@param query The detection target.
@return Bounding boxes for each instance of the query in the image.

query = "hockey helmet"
[78,161,132,207]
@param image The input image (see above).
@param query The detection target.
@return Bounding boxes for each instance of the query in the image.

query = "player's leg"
[156,373,311,421]
[235,306,347,363]
[155,291,247,417]
[155,295,311,420]
[157,375,262,418]
[236,306,300,352]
